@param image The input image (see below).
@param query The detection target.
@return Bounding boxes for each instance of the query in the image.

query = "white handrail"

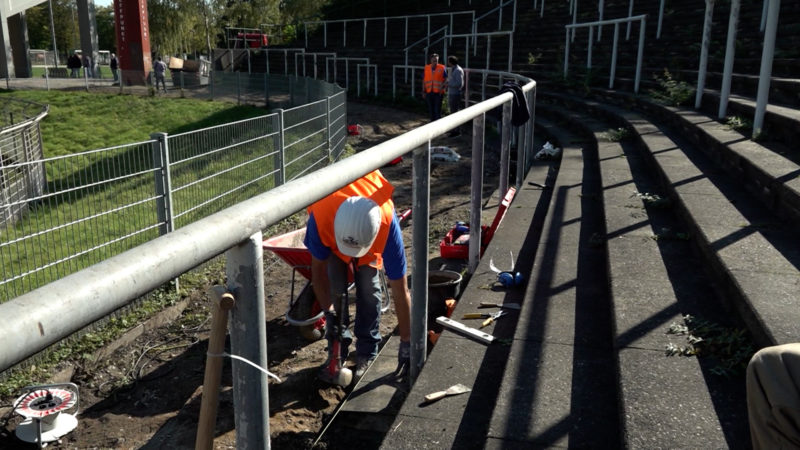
[564,14,647,93]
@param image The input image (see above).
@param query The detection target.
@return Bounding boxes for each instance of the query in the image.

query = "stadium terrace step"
[542,92,800,348]
[537,101,750,447]
[574,89,800,228]
[383,119,622,448]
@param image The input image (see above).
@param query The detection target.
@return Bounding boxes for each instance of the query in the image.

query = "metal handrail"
[303,10,474,49]
[564,14,647,93]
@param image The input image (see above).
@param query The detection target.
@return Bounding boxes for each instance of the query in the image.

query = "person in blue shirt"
[304,171,411,385]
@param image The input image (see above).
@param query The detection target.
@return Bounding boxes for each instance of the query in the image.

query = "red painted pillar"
[114,0,152,85]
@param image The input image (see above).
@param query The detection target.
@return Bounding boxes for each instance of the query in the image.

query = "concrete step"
[382,119,621,447]
[579,89,800,227]
[538,101,751,447]
[543,92,800,349]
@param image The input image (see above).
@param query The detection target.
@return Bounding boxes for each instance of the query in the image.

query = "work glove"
[394,340,410,379]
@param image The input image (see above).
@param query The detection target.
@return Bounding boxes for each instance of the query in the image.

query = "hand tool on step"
[424,383,472,403]
[478,302,521,309]
[462,310,507,328]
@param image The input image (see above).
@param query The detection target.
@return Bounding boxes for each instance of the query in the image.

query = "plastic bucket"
[428,270,463,331]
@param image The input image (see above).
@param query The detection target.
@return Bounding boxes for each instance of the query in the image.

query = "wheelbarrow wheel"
[288,282,325,342]
[299,324,323,341]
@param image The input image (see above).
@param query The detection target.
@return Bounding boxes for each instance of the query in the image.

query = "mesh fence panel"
[0,73,346,303]
[0,140,161,302]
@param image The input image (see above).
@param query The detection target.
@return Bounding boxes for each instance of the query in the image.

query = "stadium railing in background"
[0,74,346,303]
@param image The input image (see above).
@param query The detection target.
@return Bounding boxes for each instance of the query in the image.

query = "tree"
[95,6,115,52]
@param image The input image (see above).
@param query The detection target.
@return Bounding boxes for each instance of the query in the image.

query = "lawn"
[0,89,266,156]
[0,90,274,301]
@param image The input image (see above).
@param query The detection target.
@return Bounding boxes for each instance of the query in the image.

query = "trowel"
[424,383,472,403]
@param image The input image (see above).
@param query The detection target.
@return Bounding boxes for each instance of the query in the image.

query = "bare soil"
[0,100,499,449]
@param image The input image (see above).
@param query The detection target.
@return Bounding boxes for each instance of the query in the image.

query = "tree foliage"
[25,0,333,60]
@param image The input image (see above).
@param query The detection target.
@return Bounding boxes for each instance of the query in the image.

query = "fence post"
[276,109,286,186]
[210,70,215,99]
[410,141,431,384]
[264,72,269,107]
[326,96,332,162]
[151,132,178,293]
[150,132,175,238]
[227,232,270,450]
[469,113,485,273]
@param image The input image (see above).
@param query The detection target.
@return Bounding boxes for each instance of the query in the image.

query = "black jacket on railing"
[499,81,530,127]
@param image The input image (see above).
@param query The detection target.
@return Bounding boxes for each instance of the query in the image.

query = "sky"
[95,0,112,7]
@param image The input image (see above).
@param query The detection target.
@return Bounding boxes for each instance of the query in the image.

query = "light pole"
[48,0,59,67]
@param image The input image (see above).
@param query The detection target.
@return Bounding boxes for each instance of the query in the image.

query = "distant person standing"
[421,53,446,122]
[445,55,465,137]
[153,57,167,93]
[82,53,93,78]
[110,53,119,82]
[68,52,81,78]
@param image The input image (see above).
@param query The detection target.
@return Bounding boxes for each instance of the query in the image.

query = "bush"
[649,69,695,106]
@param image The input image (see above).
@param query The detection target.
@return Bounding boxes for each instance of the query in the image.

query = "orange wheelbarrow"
[263,227,395,341]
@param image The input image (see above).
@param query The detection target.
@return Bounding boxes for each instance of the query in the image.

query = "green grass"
[0,90,272,301]
[1,90,266,156]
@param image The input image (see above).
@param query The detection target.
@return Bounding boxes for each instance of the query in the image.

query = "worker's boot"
[317,311,353,386]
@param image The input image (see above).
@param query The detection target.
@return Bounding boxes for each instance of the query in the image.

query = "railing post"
[516,102,526,189]
[264,72,269,107]
[210,70,214,99]
[564,28,571,78]
[610,23,619,89]
[718,0,740,119]
[237,71,242,105]
[634,17,646,94]
[290,76,295,106]
[227,232,270,450]
[410,141,431,383]
[695,0,715,108]
[469,113,485,273]
[500,100,511,196]
[754,0,780,138]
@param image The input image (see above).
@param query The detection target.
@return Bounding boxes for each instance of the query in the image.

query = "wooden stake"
[195,286,235,450]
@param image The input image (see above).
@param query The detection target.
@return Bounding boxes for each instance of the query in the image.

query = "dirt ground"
[0,100,500,449]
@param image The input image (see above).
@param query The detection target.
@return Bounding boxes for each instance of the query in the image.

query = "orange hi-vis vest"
[423,63,446,94]
[308,170,395,269]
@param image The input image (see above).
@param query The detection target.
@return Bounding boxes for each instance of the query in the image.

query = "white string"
[207,352,282,383]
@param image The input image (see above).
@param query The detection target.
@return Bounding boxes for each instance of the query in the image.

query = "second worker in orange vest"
[422,53,447,122]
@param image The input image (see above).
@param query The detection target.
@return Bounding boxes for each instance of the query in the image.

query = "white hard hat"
[334,196,381,258]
